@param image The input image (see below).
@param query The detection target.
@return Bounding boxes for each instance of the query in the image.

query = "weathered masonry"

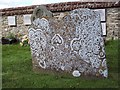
[29,7,108,77]
[0,1,120,40]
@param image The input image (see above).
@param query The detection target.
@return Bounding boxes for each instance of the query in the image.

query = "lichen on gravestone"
[28,6,108,78]
[30,6,53,29]
[31,5,53,22]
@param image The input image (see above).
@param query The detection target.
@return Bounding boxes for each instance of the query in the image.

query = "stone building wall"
[0,1,120,40]
[2,15,29,39]
[106,8,120,40]
[1,12,70,39]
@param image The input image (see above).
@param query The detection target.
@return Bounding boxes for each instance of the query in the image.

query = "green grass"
[2,40,119,88]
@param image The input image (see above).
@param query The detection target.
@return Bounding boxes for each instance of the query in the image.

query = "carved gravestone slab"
[28,8,108,78]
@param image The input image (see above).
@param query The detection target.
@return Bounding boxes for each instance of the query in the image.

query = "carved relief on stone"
[29,28,47,69]
[51,34,64,45]
[28,8,108,78]
[70,38,81,51]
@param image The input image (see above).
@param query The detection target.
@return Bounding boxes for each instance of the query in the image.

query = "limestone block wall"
[106,8,120,40]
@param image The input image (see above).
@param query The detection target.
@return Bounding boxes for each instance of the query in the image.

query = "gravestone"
[31,5,53,22]
[28,7,108,78]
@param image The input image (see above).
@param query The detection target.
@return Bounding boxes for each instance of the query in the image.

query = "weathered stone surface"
[28,8,108,78]
[1,7,120,40]
[106,8,120,40]
[72,70,81,77]
[31,6,53,22]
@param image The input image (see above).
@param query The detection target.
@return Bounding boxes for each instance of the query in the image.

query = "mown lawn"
[2,40,119,88]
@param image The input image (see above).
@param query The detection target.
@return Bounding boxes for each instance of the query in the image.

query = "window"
[93,9,106,21]
[93,9,106,36]
[101,23,106,36]
[8,16,16,26]
[23,14,31,25]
